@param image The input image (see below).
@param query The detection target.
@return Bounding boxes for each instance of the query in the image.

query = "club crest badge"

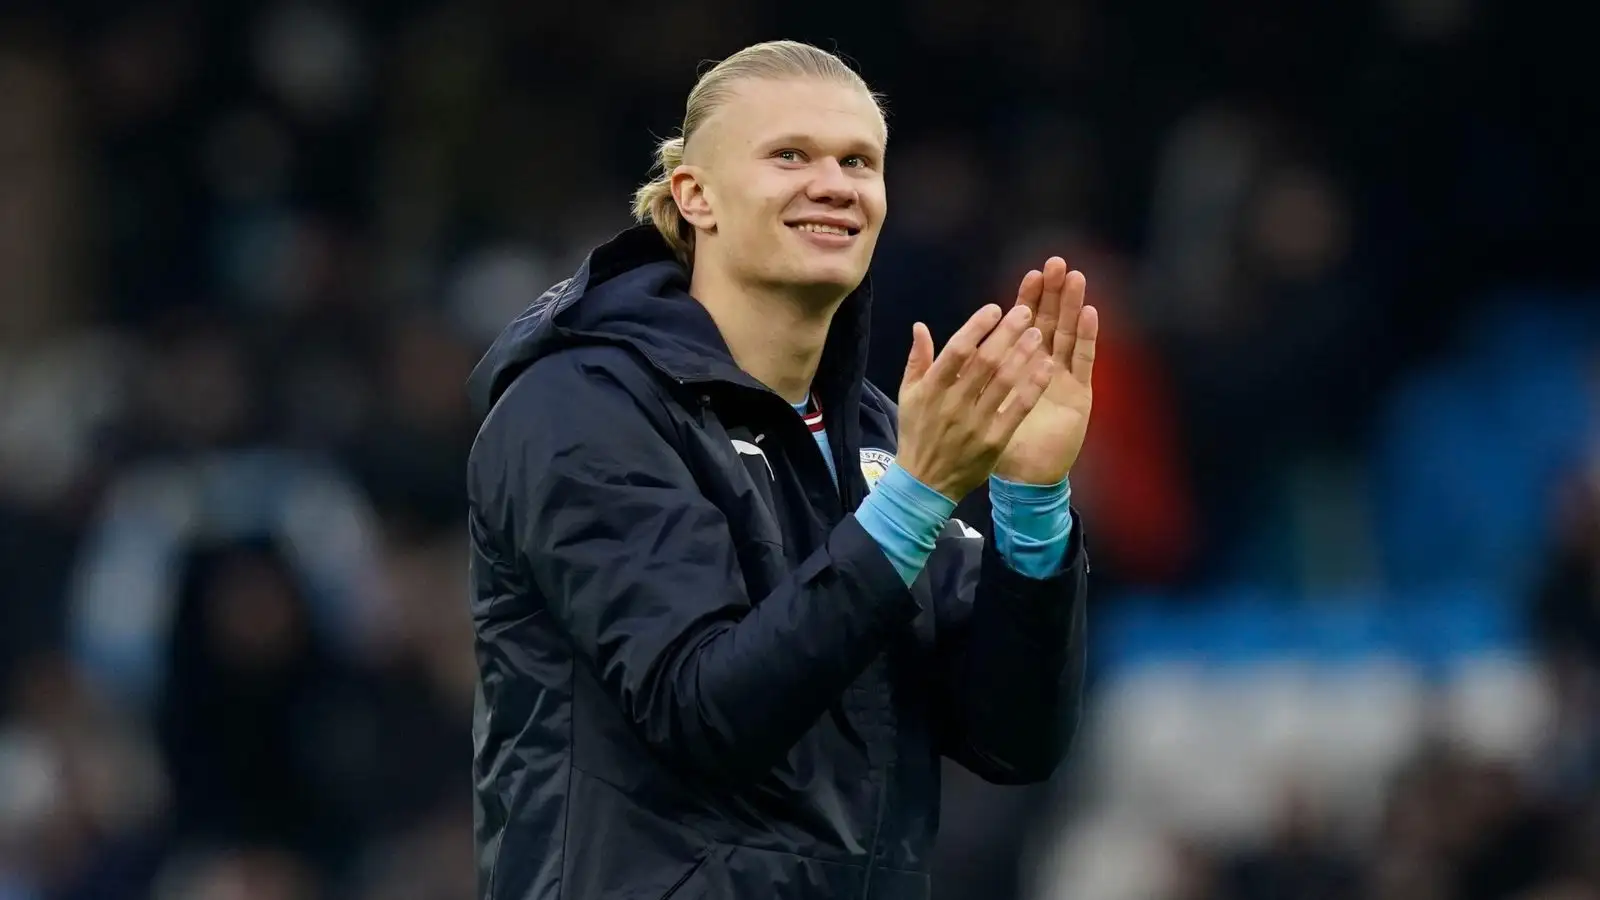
[860,448,895,492]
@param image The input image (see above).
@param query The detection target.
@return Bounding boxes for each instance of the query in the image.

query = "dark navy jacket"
[464,226,1089,900]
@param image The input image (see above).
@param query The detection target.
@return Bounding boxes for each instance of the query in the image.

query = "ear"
[670,165,716,233]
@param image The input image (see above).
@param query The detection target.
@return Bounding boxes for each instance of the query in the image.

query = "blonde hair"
[631,40,884,266]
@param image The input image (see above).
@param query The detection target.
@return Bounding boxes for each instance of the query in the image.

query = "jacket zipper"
[678,376,889,891]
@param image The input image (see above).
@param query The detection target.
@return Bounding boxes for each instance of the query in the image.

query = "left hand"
[991,257,1098,485]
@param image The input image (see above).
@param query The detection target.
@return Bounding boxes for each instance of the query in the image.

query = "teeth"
[793,223,850,235]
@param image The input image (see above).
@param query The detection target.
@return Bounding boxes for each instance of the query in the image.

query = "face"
[672,77,888,303]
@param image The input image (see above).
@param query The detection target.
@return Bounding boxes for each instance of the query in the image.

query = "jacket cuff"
[980,509,1086,634]
[823,514,926,625]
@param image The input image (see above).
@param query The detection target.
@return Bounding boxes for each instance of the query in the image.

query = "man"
[465,40,1098,900]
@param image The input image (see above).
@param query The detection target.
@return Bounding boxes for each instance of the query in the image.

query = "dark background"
[0,1,1596,898]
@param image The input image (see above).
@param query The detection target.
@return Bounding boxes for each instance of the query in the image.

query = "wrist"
[879,465,958,519]
[991,465,1070,487]
[990,472,1070,496]
[993,443,1076,486]
[894,460,967,505]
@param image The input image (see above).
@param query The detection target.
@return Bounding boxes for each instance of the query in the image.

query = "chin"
[776,230,873,288]
[809,258,866,286]
[787,249,869,289]
[787,267,865,302]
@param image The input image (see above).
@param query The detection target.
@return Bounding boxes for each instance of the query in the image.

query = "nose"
[805,157,858,207]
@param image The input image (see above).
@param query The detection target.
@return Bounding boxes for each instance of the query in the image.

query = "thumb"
[902,322,934,392]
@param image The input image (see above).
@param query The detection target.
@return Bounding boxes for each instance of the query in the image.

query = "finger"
[976,327,1043,414]
[990,355,1056,444]
[1033,258,1068,357]
[925,304,1004,387]
[902,322,935,392]
[1014,268,1044,317]
[1053,270,1088,368]
[956,303,1034,396]
[1071,304,1100,385]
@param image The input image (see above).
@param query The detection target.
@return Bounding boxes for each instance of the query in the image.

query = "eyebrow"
[763,134,886,158]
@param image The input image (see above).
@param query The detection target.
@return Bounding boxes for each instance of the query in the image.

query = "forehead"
[707,78,886,155]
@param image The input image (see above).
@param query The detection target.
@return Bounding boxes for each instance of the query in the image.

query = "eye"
[775,149,805,163]
[842,155,871,169]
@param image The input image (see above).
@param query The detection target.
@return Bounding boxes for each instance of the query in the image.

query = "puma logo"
[730,439,774,480]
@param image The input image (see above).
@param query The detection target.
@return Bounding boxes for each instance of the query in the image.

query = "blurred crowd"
[1042,514,1600,900]
[0,1,1594,898]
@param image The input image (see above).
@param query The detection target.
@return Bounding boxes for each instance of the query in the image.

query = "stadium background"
[0,1,1595,898]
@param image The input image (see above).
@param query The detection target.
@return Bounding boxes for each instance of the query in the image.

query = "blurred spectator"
[342,311,476,538]
[1219,787,1361,900]
[1534,465,1600,673]
[155,538,360,871]
[1033,237,1197,587]
[153,846,322,900]
[0,655,166,898]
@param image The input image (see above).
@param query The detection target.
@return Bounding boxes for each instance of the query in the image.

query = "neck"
[690,262,843,405]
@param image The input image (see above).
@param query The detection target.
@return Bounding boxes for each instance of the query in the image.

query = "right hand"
[895,304,1056,502]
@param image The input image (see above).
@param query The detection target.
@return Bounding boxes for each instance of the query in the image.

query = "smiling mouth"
[790,222,859,237]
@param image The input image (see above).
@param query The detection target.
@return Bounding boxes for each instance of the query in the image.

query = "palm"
[993,259,1098,485]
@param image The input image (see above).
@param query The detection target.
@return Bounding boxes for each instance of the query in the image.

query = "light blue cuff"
[989,475,1074,578]
[855,465,956,585]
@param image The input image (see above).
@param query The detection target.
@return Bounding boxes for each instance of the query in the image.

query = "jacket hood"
[467,225,874,417]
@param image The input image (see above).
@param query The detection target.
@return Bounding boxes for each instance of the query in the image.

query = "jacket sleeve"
[924,514,1089,784]
[471,356,917,783]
